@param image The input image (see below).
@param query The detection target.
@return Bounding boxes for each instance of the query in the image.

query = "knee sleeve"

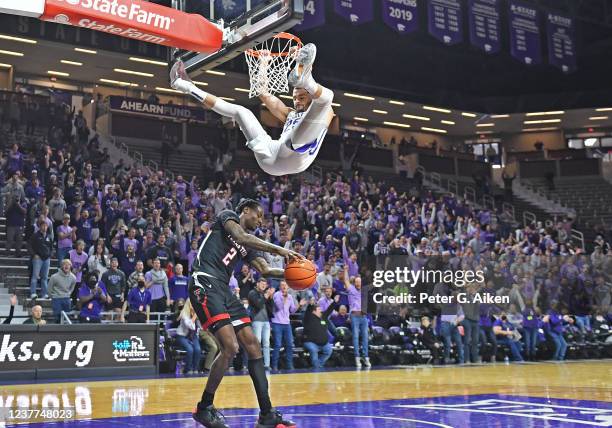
[211,99,267,142]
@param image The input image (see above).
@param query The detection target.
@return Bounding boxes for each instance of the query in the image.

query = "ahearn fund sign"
[109,96,208,122]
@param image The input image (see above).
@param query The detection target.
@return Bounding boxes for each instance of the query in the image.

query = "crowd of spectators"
[0,90,611,372]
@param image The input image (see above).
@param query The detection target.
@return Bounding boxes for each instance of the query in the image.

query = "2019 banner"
[382,0,419,34]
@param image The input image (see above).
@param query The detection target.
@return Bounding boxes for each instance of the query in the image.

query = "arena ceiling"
[1,0,612,138]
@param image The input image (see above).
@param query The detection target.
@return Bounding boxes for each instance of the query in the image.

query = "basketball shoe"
[255,408,296,428]
[192,405,229,428]
[288,43,316,89]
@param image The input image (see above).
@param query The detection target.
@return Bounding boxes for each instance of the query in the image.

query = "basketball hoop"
[245,32,302,98]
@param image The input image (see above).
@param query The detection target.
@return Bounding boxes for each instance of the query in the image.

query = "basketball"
[284,259,317,291]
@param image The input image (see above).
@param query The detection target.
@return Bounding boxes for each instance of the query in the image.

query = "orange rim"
[245,32,302,57]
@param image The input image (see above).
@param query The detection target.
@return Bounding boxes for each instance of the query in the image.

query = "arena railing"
[464,186,476,204]
[502,202,516,222]
[571,229,585,252]
[110,136,175,181]
[523,210,537,227]
[482,194,496,211]
[447,178,458,196]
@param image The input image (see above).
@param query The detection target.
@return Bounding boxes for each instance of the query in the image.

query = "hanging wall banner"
[468,0,501,54]
[294,0,326,31]
[334,0,374,25]
[546,12,576,73]
[427,0,463,45]
[382,0,419,34]
[508,0,541,65]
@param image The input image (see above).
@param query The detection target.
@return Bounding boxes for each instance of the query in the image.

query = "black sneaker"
[192,405,229,428]
[255,408,296,428]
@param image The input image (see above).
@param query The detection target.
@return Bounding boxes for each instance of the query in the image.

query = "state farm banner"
[508,0,541,65]
[427,0,463,45]
[39,0,222,52]
[382,0,419,35]
[468,0,501,54]
[334,0,374,25]
[109,96,208,121]
[547,11,576,73]
[294,0,326,31]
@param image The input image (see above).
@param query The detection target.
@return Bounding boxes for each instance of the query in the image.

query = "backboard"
[170,0,303,76]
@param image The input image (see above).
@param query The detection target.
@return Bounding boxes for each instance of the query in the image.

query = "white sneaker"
[30,293,37,300]
[355,357,362,368]
[288,43,317,88]
[363,357,371,368]
[170,60,194,94]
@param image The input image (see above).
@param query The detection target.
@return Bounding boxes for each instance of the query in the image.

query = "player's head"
[236,198,263,230]
[292,87,312,113]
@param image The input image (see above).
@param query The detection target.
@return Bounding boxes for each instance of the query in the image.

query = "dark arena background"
[0,0,610,427]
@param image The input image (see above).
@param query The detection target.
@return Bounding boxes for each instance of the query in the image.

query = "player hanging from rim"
[188,198,304,428]
[170,43,334,176]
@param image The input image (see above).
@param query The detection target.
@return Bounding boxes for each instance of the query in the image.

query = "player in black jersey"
[189,198,303,428]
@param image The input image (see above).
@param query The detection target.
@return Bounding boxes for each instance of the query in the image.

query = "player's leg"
[228,296,296,427]
[170,61,280,159]
[188,277,235,428]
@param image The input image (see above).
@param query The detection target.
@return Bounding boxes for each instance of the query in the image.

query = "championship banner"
[5,0,224,53]
[468,0,501,54]
[382,0,419,35]
[294,0,326,31]
[508,0,541,65]
[427,0,463,45]
[109,96,208,122]
[334,0,374,25]
[547,11,576,73]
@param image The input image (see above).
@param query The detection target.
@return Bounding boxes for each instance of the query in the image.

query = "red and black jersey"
[191,210,263,284]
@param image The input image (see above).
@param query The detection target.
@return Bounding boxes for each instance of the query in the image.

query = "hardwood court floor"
[1,361,611,427]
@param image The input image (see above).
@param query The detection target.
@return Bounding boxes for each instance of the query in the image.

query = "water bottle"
[504,356,510,364]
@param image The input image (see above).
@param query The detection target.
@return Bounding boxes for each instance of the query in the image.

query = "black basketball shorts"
[188,272,251,334]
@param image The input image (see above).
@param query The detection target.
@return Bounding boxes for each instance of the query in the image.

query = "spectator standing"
[47,259,77,323]
[169,264,189,310]
[237,263,257,300]
[522,300,539,361]
[29,219,53,299]
[101,258,127,319]
[271,281,303,371]
[56,214,76,266]
[543,302,567,361]
[420,316,443,364]
[78,273,111,323]
[145,258,171,312]
[126,274,151,323]
[461,284,481,363]
[248,278,274,369]
[434,283,465,365]
[4,182,27,257]
[344,265,370,368]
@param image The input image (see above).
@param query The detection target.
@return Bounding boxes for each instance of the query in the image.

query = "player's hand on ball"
[281,248,304,262]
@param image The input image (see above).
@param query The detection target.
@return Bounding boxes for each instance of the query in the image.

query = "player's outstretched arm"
[224,220,304,261]
[259,92,292,122]
[250,256,285,278]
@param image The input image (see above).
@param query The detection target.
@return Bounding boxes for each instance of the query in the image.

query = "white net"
[245,33,302,98]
